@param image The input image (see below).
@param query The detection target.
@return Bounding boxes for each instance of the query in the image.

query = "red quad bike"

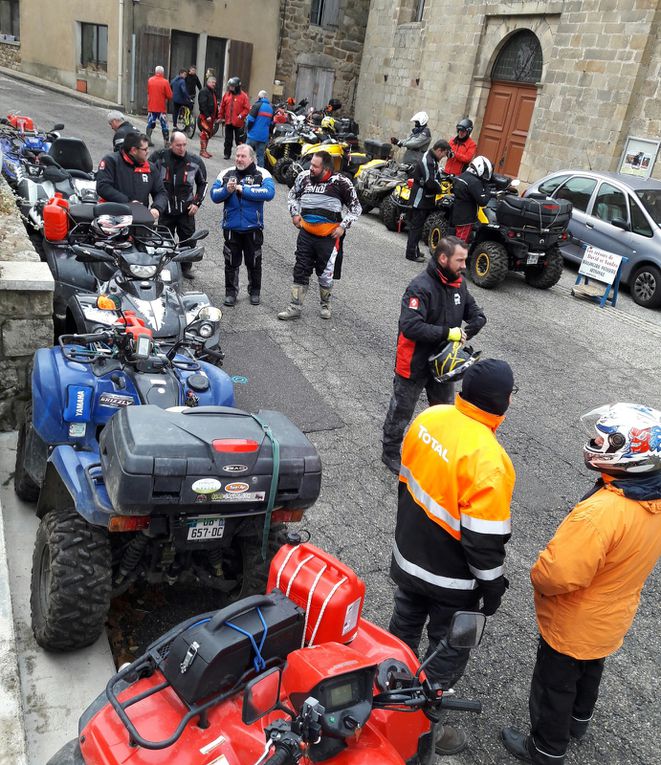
[47,540,485,765]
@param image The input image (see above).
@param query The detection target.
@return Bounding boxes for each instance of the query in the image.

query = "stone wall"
[0,40,20,69]
[355,0,661,184]
[276,0,370,112]
[0,179,54,431]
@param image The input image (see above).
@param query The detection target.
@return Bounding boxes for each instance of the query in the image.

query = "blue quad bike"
[14,310,322,652]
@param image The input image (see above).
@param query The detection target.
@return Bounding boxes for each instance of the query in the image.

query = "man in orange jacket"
[502,403,661,765]
[146,65,173,147]
[219,76,251,160]
[389,358,516,756]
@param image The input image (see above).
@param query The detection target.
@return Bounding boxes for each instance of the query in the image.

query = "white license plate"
[527,253,541,265]
[186,516,225,541]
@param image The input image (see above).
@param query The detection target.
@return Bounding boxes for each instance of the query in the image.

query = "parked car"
[524,170,661,308]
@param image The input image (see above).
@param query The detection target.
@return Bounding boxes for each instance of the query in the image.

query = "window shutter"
[321,0,340,28]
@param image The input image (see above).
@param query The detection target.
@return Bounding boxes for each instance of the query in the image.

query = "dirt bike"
[46,540,484,764]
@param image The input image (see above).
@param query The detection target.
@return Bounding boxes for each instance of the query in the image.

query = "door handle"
[585,222,594,229]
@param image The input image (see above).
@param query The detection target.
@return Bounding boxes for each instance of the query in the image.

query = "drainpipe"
[117,0,125,105]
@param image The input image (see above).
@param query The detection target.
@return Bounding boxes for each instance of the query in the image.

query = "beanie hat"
[460,358,514,416]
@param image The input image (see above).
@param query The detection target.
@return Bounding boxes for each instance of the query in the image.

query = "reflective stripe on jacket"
[532,476,661,660]
[390,395,515,605]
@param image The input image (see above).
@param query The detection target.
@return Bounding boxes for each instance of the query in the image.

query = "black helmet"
[456,118,473,135]
[227,76,241,90]
[428,341,481,383]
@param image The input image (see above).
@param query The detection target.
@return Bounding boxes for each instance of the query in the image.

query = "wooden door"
[136,27,171,113]
[477,81,537,177]
[170,30,198,81]
[295,65,335,110]
[228,40,253,96]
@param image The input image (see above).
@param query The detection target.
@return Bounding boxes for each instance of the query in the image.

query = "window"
[80,22,108,71]
[635,189,661,229]
[554,176,597,212]
[413,0,425,21]
[492,30,543,83]
[630,195,654,237]
[0,0,19,40]
[310,0,339,28]
[538,174,570,196]
[592,182,627,224]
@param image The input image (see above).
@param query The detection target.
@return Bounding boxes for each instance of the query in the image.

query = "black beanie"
[460,358,514,416]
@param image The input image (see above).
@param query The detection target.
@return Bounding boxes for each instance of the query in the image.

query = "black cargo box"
[99,405,322,515]
[364,139,392,160]
[336,117,359,136]
[496,194,572,230]
[162,590,304,705]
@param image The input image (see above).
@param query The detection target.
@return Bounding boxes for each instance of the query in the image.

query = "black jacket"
[185,72,202,98]
[198,86,218,119]
[410,149,443,210]
[96,151,168,214]
[149,148,208,215]
[395,259,486,380]
[451,171,490,226]
[112,120,138,152]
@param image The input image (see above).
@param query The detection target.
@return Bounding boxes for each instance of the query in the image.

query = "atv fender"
[37,445,112,525]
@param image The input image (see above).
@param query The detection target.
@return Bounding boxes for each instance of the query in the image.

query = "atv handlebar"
[439,698,483,713]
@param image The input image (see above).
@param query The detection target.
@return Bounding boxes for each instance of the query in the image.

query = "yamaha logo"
[223,464,249,473]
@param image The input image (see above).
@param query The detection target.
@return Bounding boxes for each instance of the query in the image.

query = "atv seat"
[48,137,94,174]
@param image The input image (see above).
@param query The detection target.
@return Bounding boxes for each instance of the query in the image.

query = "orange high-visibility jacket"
[532,477,661,660]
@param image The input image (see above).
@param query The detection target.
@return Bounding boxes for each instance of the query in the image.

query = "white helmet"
[467,155,493,180]
[410,111,429,126]
[581,403,661,476]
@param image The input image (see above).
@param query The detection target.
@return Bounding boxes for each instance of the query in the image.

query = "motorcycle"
[14,316,322,652]
[46,540,484,764]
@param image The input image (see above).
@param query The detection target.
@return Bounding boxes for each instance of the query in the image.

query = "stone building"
[275,0,370,111]
[354,0,661,183]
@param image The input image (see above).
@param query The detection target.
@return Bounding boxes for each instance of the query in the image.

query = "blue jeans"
[247,138,266,168]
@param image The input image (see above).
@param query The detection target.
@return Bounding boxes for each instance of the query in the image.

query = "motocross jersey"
[288,170,362,236]
[391,396,515,606]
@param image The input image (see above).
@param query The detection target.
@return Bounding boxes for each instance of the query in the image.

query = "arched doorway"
[477,30,542,177]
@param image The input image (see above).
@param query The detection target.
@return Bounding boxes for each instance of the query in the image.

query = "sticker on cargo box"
[224,482,250,493]
[222,464,249,473]
[199,490,266,503]
[342,597,362,636]
[192,478,222,494]
[68,422,86,437]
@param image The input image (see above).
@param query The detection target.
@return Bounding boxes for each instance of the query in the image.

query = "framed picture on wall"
[618,136,660,179]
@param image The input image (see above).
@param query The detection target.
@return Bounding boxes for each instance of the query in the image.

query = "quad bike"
[467,184,571,290]
[14,317,322,652]
[46,540,485,764]
[264,119,319,184]
[353,140,408,214]
[0,115,62,187]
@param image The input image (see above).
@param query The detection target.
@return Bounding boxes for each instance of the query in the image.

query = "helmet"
[456,118,473,135]
[581,403,661,476]
[467,155,493,180]
[428,342,481,383]
[227,76,241,90]
[411,111,429,126]
[92,213,132,239]
[321,115,336,131]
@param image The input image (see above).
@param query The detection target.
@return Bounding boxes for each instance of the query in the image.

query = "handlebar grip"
[70,332,112,344]
[440,698,482,713]
[263,747,294,765]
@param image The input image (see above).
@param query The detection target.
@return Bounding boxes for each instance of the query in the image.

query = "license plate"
[526,252,541,265]
[186,516,225,541]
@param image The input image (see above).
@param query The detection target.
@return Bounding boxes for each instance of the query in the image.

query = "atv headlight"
[198,322,214,338]
[129,264,157,278]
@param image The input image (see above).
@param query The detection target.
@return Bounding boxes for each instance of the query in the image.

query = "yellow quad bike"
[353,140,410,214]
[286,137,367,187]
[381,175,454,251]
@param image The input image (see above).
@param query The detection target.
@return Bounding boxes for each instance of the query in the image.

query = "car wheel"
[468,241,509,289]
[631,264,661,309]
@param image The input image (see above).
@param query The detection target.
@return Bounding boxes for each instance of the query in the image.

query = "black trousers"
[292,228,341,289]
[527,637,605,764]
[382,373,453,458]
[389,587,476,689]
[224,124,245,157]
[405,206,429,259]
[161,212,195,242]
[223,228,263,297]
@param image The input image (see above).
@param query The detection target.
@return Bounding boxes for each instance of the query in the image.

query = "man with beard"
[444,118,477,176]
[278,151,362,321]
[381,236,486,474]
[210,144,275,306]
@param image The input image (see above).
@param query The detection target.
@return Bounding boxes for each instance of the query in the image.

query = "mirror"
[52,123,65,131]
[242,667,282,725]
[610,217,629,231]
[197,306,222,322]
[96,294,121,311]
[447,611,486,649]
[180,229,209,247]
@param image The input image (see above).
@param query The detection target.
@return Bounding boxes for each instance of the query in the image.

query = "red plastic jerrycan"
[43,194,70,241]
[267,541,366,646]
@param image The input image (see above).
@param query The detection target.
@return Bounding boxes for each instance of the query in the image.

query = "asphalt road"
[2,72,661,765]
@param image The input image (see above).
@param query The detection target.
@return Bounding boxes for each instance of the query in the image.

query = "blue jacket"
[171,76,192,107]
[210,164,275,231]
[245,98,274,143]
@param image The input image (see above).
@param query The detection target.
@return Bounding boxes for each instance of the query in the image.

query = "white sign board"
[578,245,623,286]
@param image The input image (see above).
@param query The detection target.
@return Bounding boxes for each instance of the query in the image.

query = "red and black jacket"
[394,259,486,380]
[149,148,208,215]
[96,151,168,214]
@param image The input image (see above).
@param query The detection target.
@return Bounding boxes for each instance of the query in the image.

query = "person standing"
[389,358,516,755]
[278,151,362,321]
[390,111,433,167]
[146,65,173,147]
[381,236,486,474]
[451,155,492,243]
[185,65,203,106]
[444,118,477,176]
[210,144,275,306]
[405,139,453,262]
[219,76,251,160]
[501,403,661,765]
[198,76,221,159]
[170,68,193,129]
[150,131,208,279]
[107,111,138,152]
[245,90,274,168]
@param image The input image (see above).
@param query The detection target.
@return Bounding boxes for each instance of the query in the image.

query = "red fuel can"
[43,195,70,241]
[267,542,365,646]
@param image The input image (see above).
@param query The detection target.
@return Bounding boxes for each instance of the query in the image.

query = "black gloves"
[479,576,509,616]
